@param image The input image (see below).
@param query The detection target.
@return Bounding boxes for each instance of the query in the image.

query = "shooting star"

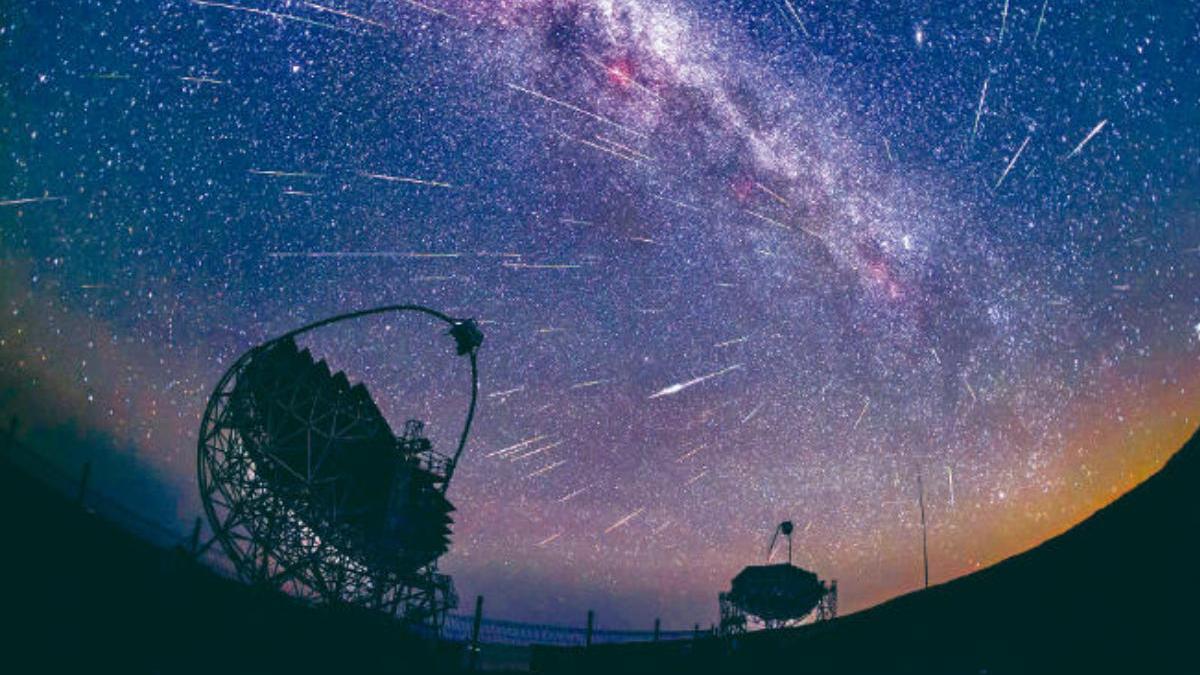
[853,398,870,430]
[714,336,748,348]
[649,364,743,399]
[525,460,567,479]
[559,130,639,163]
[189,0,348,32]
[972,77,989,139]
[684,469,709,486]
[963,376,978,404]
[741,402,765,424]
[487,386,525,399]
[398,0,455,19]
[249,169,321,178]
[510,440,565,462]
[583,53,662,101]
[650,193,707,214]
[536,532,562,547]
[1032,0,1049,46]
[755,182,791,207]
[997,0,1010,45]
[558,486,590,503]
[570,379,611,390]
[267,251,459,259]
[746,209,790,231]
[0,196,66,207]
[303,2,383,27]
[675,444,705,462]
[181,75,225,85]
[502,262,582,270]
[604,507,645,534]
[947,466,956,507]
[507,83,645,138]
[485,434,547,458]
[361,172,452,188]
[995,135,1032,190]
[779,0,810,37]
[1065,119,1108,159]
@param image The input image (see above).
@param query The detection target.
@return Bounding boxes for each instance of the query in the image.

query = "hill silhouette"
[0,450,458,673]
[534,424,1200,674]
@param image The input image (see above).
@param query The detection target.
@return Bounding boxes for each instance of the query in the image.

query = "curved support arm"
[224,304,481,493]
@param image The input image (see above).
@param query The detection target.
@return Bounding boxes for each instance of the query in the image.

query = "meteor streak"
[485,435,548,458]
[604,507,644,534]
[189,0,348,32]
[779,0,810,37]
[995,135,1031,190]
[502,262,582,270]
[714,336,748,348]
[536,532,562,547]
[755,182,791,206]
[972,78,989,138]
[569,379,610,390]
[249,169,321,178]
[181,76,225,85]
[267,251,460,259]
[1032,0,1049,46]
[649,364,743,399]
[1065,119,1108,159]
[525,460,567,479]
[558,486,590,503]
[741,402,764,424]
[507,83,645,138]
[853,398,870,430]
[360,172,452,188]
[510,440,565,462]
[0,196,65,207]
[303,2,382,27]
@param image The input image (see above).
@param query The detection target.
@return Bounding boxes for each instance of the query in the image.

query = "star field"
[2,0,1199,629]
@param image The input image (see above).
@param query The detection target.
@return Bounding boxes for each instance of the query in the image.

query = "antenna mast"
[918,471,929,589]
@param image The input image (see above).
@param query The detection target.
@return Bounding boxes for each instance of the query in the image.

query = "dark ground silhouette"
[533,425,1200,674]
[3,425,1197,673]
[0,452,460,673]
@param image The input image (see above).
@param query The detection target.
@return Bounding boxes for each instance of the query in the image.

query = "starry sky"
[2,0,1199,630]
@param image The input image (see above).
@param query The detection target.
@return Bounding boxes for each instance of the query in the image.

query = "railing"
[0,427,708,652]
[442,612,696,647]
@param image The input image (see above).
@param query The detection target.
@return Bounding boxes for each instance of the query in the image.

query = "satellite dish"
[197,305,482,632]
[719,521,837,634]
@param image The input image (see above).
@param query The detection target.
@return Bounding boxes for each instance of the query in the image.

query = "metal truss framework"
[197,306,482,633]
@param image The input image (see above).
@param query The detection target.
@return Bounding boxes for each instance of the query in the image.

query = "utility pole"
[918,471,929,589]
[469,595,484,671]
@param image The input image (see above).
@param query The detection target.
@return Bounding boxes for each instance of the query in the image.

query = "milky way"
[2,0,1198,629]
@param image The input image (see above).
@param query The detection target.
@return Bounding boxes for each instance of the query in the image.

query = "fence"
[0,426,707,651]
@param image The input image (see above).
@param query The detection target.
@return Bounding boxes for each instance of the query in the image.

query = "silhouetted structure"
[533,424,1200,674]
[198,305,482,631]
[719,521,837,634]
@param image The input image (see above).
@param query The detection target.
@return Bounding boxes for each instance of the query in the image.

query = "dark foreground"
[3,425,1197,673]
[0,451,461,673]
[534,425,1200,674]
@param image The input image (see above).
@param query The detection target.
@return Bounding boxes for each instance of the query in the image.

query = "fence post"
[76,461,92,506]
[653,618,661,642]
[469,595,484,671]
[585,610,594,648]
[693,623,700,641]
[188,517,203,556]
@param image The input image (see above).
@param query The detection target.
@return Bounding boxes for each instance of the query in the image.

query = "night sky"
[2,0,1199,630]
